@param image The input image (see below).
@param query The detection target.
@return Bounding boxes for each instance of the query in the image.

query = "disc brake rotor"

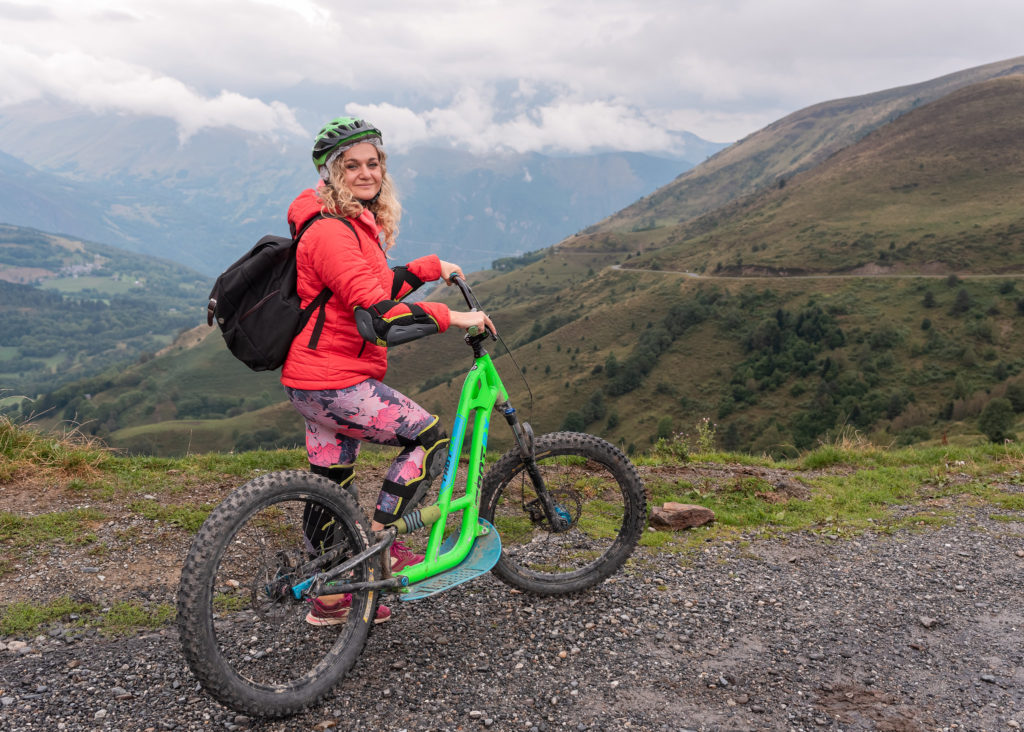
[524,487,582,531]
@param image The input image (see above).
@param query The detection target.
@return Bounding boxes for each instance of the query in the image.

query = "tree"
[1005,383,1024,413]
[604,352,619,378]
[580,390,607,425]
[978,398,1016,443]
[950,288,972,315]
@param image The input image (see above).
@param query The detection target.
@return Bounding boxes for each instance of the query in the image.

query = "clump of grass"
[797,428,884,469]
[0,415,110,483]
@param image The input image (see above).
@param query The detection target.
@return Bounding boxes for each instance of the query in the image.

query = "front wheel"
[176,470,377,717]
[480,432,646,595]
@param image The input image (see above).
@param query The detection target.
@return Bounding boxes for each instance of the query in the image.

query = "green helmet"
[312,117,383,180]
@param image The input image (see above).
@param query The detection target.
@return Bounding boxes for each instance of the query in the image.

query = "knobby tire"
[176,470,377,717]
[480,431,646,595]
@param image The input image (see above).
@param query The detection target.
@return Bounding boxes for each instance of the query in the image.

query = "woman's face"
[339,142,383,200]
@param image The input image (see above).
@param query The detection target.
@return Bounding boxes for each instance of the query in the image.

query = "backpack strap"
[297,215,360,350]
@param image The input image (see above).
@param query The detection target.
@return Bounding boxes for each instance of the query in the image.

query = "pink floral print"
[286,379,435,486]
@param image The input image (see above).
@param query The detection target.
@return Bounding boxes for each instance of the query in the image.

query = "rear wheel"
[176,470,377,717]
[480,432,646,595]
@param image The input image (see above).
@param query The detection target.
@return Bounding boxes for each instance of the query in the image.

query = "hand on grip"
[449,309,496,337]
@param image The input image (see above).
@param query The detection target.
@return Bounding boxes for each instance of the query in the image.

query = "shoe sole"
[390,555,423,571]
[305,609,391,626]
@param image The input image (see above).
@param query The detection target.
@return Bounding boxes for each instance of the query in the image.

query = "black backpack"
[206,214,357,371]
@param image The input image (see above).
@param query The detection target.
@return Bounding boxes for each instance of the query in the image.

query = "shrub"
[560,411,585,432]
[978,398,1016,443]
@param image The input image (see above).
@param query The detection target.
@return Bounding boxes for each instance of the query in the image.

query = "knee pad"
[398,417,450,481]
[419,420,450,481]
[377,418,449,525]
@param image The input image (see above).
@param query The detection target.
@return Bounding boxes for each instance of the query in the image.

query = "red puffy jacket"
[280,188,451,390]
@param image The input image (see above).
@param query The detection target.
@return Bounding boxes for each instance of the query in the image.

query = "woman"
[282,116,495,625]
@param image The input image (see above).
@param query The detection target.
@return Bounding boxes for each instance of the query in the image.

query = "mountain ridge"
[0,103,722,275]
[589,54,1024,236]
[610,74,1024,276]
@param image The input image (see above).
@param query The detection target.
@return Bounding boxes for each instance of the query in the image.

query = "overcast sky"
[1,0,1021,157]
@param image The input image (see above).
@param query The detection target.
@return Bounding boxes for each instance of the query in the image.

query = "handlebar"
[450,272,482,312]
[449,273,492,339]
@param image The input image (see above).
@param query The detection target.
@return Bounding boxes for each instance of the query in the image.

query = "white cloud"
[1,0,1023,149]
[351,90,687,155]
[0,44,303,140]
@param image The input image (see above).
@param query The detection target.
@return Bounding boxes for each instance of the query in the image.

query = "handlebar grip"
[467,325,480,336]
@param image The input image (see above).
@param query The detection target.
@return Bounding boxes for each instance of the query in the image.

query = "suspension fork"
[498,400,570,532]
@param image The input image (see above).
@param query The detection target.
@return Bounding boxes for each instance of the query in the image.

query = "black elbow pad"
[354,300,439,347]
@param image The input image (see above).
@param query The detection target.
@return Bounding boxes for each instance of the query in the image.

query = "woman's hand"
[439,260,464,285]
[449,309,497,336]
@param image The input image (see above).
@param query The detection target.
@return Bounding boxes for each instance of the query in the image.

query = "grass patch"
[0,507,106,547]
[0,597,174,637]
[0,597,94,635]
[643,442,1024,548]
[129,500,213,532]
[639,527,677,549]
[100,601,175,634]
[987,492,1024,512]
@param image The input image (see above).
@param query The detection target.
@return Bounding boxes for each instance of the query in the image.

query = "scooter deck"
[399,519,501,602]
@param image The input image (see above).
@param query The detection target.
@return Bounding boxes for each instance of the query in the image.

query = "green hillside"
[25,325,295,450]
[0,224,209,402]
[20,65,1024,458]
[611,76,1024,275]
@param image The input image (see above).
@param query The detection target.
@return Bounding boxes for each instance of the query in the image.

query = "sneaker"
[305,594,391,626]
[390,540,424,571]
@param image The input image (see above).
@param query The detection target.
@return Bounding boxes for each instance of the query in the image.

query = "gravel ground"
[2,497,1022,732]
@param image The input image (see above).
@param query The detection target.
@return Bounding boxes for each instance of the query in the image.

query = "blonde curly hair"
[316,146,401,251]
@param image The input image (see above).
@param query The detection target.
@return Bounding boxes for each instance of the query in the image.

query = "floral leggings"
[285,379,438,524]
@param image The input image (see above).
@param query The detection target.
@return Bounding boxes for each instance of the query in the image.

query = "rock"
[919,616,939,629]
[649,503,715,531]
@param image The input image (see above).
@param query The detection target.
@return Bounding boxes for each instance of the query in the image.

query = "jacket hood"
[287,188,323,234]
